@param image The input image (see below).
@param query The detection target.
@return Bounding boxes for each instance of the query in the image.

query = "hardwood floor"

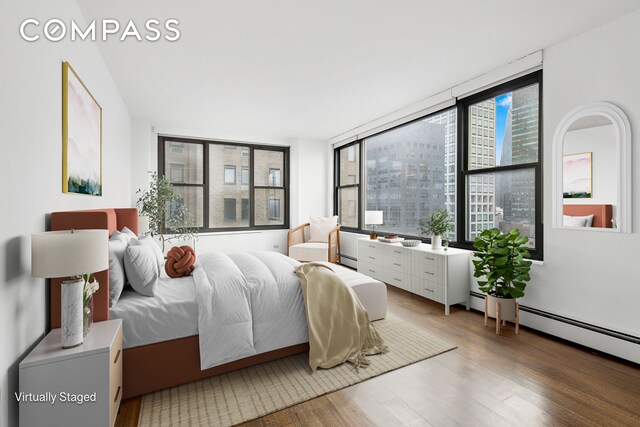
[116,286,640,426]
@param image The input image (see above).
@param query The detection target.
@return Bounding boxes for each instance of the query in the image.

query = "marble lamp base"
[61,277,84,348]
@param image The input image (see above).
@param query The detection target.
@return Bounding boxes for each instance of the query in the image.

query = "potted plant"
[472,228,532,333]
[418,209,452,250]
[136,172,198,252]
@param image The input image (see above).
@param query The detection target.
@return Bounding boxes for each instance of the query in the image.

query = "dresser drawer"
[383,244,407,259]
[386,271,411,291]
[358,261,385,282]
[109,323,123,427]
[388,257,410,272]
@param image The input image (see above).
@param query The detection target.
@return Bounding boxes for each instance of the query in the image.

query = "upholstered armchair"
[287,222,341,263]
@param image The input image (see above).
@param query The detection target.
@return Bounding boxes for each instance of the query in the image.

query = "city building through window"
[159,137,289,231]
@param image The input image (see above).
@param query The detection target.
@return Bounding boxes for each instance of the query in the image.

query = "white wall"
[529,9,640,360]
[563,124,617,220]
[0,2,132,426]
[338,10,640,362]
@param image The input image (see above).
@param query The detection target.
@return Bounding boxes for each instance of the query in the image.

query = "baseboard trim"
[469,291,640,345]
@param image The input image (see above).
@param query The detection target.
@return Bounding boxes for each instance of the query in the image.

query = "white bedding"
[109,274,198,349]
[194,251,308,370]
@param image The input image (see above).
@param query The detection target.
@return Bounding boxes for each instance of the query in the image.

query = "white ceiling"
[77,0,640,142]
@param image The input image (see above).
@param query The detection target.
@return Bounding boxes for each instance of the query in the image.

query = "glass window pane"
[255,150,284,187]
[165,141,203,184]
[169,186,203,228]
[466,168,536,248]
[339,144,360,185]
[224,198,236,221]
[468,83,539,170]
[338,187,358,228]
[364,108,456,240]
[209,145,250,228]
[255,188,284,225]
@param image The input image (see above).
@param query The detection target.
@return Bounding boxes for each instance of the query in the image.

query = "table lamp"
[365,211,383,240]
[32,229,108,348]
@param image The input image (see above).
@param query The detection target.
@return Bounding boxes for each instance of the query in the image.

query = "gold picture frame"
[62,61,102,196]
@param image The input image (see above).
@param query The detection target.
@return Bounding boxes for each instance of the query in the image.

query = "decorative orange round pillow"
[165,246,196,278]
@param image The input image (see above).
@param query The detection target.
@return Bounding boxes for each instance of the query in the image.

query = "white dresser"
[19,319,123,427]
[357,238,471,315]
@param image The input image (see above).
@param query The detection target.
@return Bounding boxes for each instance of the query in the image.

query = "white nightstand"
[19,319,123,427]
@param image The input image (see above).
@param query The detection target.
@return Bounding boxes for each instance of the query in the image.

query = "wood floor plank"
[117,285,640,427]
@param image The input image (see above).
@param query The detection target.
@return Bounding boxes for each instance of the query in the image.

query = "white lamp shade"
[31,229,109,278]
[365,211,384,225]
[138,216,150,235]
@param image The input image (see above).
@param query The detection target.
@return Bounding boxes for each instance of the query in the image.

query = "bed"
[49,208,387,398]
[563,204,613,228]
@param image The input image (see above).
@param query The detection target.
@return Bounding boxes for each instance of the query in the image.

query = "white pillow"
[130,236,164,267]
[108,237,128,307]
[574,214,594,227]
[124,245,159,297]
[563,215,587,227]
[309,215,338,243]
[111,226,137,243]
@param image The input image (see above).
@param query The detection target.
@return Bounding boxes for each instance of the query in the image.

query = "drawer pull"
[393,278,401,281]
[368,245,375,249]
[114,386,121,403]
[368,269,376,273]
[424,257,434,261]
[393,250,402,254]
[424,288,433,292]
[425,272,434,275]
[113,349,121,364]
[368,256,375,260]
[393,263,401,266]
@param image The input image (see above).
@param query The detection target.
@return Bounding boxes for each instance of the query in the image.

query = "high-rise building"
[467,100,497,241]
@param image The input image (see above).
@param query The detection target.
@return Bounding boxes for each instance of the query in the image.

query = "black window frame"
[334,141,362,231]
[332,71,543,260]
[158,135,290,232]
[457,71,543,259]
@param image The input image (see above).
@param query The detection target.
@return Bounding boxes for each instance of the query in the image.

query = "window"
[332,71,542,258]
[241,198,249,220]
[159,137,288,231]
[268,198,280,220]
[224,165,236,184]
[362,107,457,240]
[334,142,360,228]
[460,71,541,254]
[224,198,236,221]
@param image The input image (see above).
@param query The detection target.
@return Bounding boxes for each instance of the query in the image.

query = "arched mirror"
[552,102,632,232]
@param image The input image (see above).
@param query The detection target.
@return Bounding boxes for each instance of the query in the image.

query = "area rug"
[138,314,455,427]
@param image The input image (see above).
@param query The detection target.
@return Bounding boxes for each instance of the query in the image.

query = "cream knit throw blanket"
[294,263,388,371]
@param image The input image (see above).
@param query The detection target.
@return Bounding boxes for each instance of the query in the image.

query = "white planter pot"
[485,294,516,322]
[431,235,442,250]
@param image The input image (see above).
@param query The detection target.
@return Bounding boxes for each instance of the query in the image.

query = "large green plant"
[136,172,197,251]
[418,209,452,237]
[472,228,532,298]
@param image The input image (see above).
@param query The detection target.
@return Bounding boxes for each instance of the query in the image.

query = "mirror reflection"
[562,115,616,229]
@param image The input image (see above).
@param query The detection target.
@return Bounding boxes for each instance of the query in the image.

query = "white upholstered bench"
[319,262,387,321]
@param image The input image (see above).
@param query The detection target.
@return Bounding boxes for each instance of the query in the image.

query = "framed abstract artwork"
[62,61,102,196]
[563,152,592,198]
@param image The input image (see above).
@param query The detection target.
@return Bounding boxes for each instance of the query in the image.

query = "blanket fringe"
[348,321,389,372]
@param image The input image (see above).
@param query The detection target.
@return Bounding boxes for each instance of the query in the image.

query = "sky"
[494,92,512,165]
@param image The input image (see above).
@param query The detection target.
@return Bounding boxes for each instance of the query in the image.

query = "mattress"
[109,274,198,349]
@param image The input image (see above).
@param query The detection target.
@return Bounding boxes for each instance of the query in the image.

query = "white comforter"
[193,251,309,370]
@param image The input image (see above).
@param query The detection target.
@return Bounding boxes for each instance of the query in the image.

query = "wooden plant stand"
[484,297,519,334]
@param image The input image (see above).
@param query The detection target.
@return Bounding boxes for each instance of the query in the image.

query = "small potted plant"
[472,228,532,333]
[418,210,452,250]
[137,172,198,252]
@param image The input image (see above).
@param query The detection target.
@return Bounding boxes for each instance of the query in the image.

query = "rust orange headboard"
[49,208,138,330]
[563,204,612,228]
